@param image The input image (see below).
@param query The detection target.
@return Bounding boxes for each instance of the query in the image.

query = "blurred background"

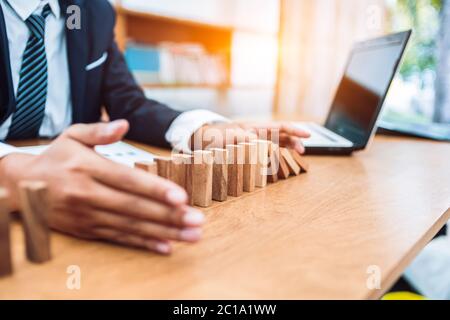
[111,0,450,125]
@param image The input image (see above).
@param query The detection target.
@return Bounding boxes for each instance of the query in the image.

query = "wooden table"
[0,135,449,299]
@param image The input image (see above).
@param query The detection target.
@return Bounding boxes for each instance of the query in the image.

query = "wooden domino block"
[184,156,195,206]
[267,143,280,183]
[226,145,244,197]
[239,142,257,192]
[210,148,228,202]
[155,157,172,179]
[170,154,192,188]
[134,161,157,175]
[289,149,310,173]
[278,151,291,180]
[280,148,301,176]
[0,189,12,277]
[193,151,213,208]
[252,140,270,188]
[18,181,51,264]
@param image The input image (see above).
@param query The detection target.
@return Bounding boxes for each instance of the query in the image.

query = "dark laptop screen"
[325,31,411,149]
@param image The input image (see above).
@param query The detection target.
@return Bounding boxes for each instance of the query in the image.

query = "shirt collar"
[6,0,60,21]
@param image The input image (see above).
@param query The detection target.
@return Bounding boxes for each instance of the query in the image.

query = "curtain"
[276,0,388,120]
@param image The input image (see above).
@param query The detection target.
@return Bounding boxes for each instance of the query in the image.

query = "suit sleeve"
[101,40,181,148]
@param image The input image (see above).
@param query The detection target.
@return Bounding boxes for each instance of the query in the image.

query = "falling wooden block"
[267,143,280,183]
[155,157,172,179]
[278,151,291,180]
[0,189,12,277]
[18,181,51,264]
[134,161,157,175]
[226,145,244,197]
[210,148,228,202]
[193,151,213,208]
[280,148,301,176]
[239,142,257,192]
[252,140,270,188]
[289,149,310,173]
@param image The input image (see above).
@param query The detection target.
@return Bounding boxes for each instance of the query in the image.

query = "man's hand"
[191,122,311,153]
[0,120,205,255]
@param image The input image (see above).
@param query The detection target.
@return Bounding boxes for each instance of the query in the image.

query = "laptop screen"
[325,31,411,149]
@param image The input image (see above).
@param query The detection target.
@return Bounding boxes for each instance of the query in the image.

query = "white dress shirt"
[0,0,227,157]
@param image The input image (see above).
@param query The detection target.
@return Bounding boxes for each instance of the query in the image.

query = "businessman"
[0,0,309,254]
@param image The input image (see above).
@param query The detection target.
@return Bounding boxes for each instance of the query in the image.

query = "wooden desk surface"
[0,136,449,300]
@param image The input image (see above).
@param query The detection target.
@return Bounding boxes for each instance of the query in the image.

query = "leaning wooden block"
[155,157,172,179]
[280,148,301,176]
[278,151,291,180]
[267,143,280,183]
[18,181,51,264]
[193,151,213,208]
[134,161,157,175]
[239,142,257,192]
[226,145,244,197]
[210,148,228,202]
[0,189,12,277]
[252,140,270,188]
[289,149,310,173]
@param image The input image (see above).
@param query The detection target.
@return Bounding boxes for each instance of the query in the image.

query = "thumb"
[63,120,130,147]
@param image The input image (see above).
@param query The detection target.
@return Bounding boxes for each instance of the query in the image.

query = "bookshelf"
[115,5,234,88]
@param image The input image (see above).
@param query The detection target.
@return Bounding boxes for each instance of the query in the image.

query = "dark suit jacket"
[0,0,181,148]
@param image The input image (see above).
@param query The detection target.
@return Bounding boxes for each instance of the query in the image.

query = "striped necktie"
[7,4,52,140]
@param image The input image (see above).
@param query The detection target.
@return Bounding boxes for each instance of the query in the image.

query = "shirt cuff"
[165,109,230,153]
[0,142,20,159]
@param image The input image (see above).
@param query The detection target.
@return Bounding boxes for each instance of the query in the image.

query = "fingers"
[85,158,189,207]
[93,228,173,255]
[85,182,204,228]
[280,134,306,154]
[64,120,130,147]
[91,209,202,243]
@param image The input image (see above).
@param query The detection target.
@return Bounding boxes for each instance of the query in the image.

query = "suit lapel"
[60,0,87,124]
[0,4,15,124]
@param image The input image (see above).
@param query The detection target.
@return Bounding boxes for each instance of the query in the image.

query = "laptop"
[295,30,412,155]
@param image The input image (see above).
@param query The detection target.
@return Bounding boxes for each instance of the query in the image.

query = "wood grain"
[155,157,172,179]
[277,150,291,179]
[252,140,270,188]
[18,181,51,264]
[280,148,301,176]
[1,136,449,300]
[226,145,244,197]
[193,151,213,208]
[239,143,257,193]
[134,161,157,175]
[0,189,12,277]
[170,154,192,188]
[211,149,228,202]
[290,149,310,173]
[267,143,280,183]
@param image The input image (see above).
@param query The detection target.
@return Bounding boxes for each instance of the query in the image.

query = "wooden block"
[239,142,257,192]
[252,140,270,188]
[226,145,244,197]
[210,148,228,202]
[280,148,301,176]
[155,157,172,179]
[170,154,192,188]
[267,143,280,183]
[193,151,213,208]
[184,156,195,206]
[278,152,291,180]
[18,181,51,264]
[134,161,157,175]
[0,189,12,277]
[289,149,310,173]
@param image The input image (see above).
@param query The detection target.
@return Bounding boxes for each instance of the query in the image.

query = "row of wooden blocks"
[0,182,51,278]
[135,140,309,208]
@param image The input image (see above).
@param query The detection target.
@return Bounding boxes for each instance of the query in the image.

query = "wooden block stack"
[0,181,53,278]
[136,142,309,209]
